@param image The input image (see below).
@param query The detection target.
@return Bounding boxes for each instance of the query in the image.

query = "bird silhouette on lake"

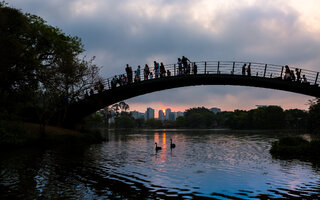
[170,138,176,149]
[155,142,162,151]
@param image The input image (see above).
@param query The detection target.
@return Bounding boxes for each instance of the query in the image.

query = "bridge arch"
[65,61,320,125]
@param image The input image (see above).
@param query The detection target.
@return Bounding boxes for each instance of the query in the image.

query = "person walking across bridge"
[182,56,191,75]
[127,65,133,83]
[136,65,141,80]
[144,64,150,80]
[154,61,160,78]
[247,63,251,76]
[125,64,131,83]
[242,63,246,75]
[193,63,198,75]
[177,58,182,75]
[160,62,166,78]
[284,65,291,80]
[295,68,301,82]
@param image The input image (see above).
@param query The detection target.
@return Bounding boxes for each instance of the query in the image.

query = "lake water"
[1,130,319,199]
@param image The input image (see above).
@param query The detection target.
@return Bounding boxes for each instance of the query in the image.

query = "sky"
[8,0,320,113]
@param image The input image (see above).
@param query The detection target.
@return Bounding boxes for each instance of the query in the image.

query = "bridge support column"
[174,64,176,76]
[217,61,220,74]
[315,72,319,85]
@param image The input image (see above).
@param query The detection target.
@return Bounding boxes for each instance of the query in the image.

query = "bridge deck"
[64,61,320,126]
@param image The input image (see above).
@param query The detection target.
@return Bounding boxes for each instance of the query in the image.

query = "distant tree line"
[110,100,320,132]
[0,2,103,131]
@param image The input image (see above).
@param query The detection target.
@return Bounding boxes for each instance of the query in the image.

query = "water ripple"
[0,131,319,199]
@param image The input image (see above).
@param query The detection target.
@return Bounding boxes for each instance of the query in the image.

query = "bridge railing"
[102,61,319,91]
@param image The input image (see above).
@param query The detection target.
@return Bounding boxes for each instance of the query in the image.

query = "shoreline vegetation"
[270,136,320,163]
[0,121,103,148]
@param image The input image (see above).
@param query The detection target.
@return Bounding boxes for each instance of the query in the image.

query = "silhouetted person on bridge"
[247,63,251,76]
[242,63,246,75]
[144,64,150,80]
[182,56,191,74]
[125,64,130,80]
[134,71,140,82]
[137,65,141,79]
[126,66,133,83]
[284,65,291,80]
[302,75,308,84]
[290,70,295,81]
[154,61,160,78]
[177,58,183,75]
[167,70,171,77]
[295,68,301,82]
[186,63,191,75]
[160,62,166,78]
[193,63,198,75]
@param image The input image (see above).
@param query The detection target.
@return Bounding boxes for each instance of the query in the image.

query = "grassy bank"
[270,136,320,162]
[0,121,103,147]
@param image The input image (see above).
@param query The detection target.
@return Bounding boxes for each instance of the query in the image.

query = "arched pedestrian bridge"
[65,61,320,125]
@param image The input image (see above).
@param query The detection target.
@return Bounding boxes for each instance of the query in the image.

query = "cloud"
[8,0,320,111]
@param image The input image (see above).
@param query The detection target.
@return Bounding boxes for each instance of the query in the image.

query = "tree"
[99,102,130,128]
[111,101,130,117]
[308,98,320,133]
[114,115,135,129]
[0,3,103,130]
[252,106,285,129]
[175,116,186,128]
[284,109,308,130]
[184,107,216,128]
[0,3,40,119]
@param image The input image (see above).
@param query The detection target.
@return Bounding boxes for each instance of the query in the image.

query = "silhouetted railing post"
[232,62,235,74]
[174,64,176,76]
[280,66,284,79]
[217,61,220,74]
[263,64,267,77]
[315,72,319,85]
[204,62,207,74]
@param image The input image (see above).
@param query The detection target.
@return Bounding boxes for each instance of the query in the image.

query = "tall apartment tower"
[145,107,155,120]
[158,110,165,121]
[165,108,171,121]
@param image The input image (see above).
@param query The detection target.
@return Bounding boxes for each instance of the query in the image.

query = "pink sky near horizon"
[126,88,313,114]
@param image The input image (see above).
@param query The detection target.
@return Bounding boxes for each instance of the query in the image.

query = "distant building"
[169,112,177,121]
[165,108,171,120]
[158,110,165,121]
[176,111,184,118]
[256,105,267,108]
[130,111,144,119]
[210,107,221,114]
[145,107,155,120]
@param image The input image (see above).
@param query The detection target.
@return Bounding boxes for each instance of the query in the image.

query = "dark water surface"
[1,130,319,199]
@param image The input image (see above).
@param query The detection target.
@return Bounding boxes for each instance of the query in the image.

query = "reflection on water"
[0,130,320,199]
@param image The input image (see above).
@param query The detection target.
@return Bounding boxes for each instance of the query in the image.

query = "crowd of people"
[110,56,197,88]
[241,63,309,83]
[109,59,312,89]
[283,65,308,83]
